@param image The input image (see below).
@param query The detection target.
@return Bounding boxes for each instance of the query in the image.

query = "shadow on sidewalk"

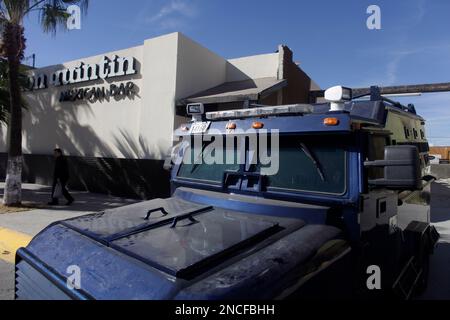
[0,182,138,213]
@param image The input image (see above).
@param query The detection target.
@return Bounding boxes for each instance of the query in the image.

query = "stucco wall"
[175,34,227,100]
[173,33,228,130]
[1,33,187,161]
[1,32,283,161]
[137,33,179,160]
[226,53,280,82]
[0,33,310,164]
[21,45,145,159]
[0,33,321,198]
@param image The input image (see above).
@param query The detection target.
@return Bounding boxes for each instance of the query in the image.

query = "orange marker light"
[323,117,339,126]
[252,121,264,129]
[226,122,237,130]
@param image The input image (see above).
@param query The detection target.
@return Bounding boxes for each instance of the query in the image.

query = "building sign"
[28,55,139,102]
[59,82,136,102]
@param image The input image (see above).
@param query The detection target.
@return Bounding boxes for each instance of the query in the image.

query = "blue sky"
[22,0,450,145]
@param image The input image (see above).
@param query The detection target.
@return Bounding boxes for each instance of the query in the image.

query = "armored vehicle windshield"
[176,134,348,195]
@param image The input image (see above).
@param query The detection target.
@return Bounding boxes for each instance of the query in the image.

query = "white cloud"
[355,43,450,88]
[354,50,413,88]
[145,0,197,29]
[385,54,402,85]
[416,0,426,23]
[124,0,199,33]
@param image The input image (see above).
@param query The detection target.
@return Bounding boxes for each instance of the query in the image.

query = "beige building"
[0,32,319,198]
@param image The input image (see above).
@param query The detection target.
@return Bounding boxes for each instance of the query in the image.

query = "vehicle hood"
[18,193,343,299]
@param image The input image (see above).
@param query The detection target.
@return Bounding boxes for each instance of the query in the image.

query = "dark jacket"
[53,156,69,183]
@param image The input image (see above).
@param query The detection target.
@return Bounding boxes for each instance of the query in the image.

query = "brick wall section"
[279,46,313,104]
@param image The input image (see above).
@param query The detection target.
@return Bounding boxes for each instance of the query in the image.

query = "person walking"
[48,148,74,205]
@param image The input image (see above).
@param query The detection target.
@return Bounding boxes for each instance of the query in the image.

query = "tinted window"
[177,135,348,195]
[261,136,347,194]
[177,138,241,183]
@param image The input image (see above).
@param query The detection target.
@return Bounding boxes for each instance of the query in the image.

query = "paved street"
[0,181,449,300]
[419,179,450,299]
[0,183,137,300]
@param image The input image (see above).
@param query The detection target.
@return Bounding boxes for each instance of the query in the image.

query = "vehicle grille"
[15,260,72,300]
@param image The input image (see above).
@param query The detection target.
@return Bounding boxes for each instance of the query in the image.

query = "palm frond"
[38,0,88,35]
[61,0,88,13]
[0,0,89,124]
[0,4,8,23]
[2,0,29,24]
[39,3,69,35]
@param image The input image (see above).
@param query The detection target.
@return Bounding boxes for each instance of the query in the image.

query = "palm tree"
[0,0,88,205]
[0,57,29,125]
[0,59,9,125]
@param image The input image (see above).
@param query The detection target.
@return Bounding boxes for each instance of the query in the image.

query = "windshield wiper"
[299,142,325,182]
[190,141,212,173]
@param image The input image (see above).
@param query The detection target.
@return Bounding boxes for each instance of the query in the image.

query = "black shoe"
[65,199,74,206]
[47,200,59,205]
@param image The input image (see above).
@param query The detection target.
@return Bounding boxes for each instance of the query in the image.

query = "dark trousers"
[51,179,74,202]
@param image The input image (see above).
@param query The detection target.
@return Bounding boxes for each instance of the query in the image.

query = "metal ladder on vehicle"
[392,256,422,300]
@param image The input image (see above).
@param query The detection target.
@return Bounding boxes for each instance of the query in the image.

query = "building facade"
[0,32,319,199]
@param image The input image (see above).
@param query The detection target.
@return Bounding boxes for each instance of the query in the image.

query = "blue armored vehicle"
[15,86,439,300]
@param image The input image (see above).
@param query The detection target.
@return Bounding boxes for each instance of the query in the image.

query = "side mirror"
[364,145,421,190]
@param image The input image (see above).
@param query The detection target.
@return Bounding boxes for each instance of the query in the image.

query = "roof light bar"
[205,104,313,120]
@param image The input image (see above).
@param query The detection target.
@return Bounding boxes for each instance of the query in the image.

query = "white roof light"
[324,86,352,102]
[187,103,204,121]
[324,86,352,111]
[205,104,313,120]
[187,103,204,115]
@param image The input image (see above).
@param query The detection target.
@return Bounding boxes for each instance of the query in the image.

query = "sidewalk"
[0,183,138,236]
[0,182,138,300]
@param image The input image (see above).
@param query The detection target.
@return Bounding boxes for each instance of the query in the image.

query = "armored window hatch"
[60,197,301,279]
[60,198,211,243]
[109,210,281,278]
